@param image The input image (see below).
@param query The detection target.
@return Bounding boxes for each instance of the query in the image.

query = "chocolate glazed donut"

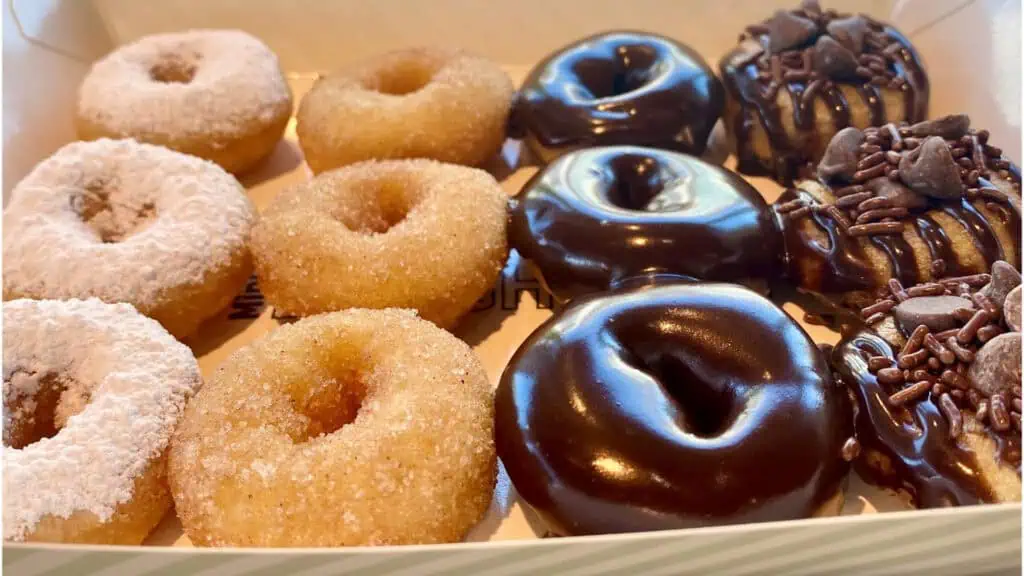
[514,31,724,162]
[495,281,853,536]
[509,146,783,302]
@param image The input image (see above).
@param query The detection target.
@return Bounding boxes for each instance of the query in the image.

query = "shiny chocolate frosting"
[514,31,724,162]
[495,280,852,536]
[509,146,783,302]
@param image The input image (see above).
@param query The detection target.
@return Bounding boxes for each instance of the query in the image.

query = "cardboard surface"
[2,0,1022,573]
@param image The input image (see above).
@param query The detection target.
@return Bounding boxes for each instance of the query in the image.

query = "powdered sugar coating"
[251,159,508,328]
[78,29,291,144]
[3,298,201,542]
[3,138,257,338]
[169,308,495,546]
[297,47,513,173]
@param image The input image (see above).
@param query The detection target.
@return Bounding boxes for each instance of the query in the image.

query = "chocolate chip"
[908,114,971,140]
[826,15,869,54]
[766,10,819,53]
[813,36,860,80]
[967,332,1021,397]
[818,127,864,182]
[866,176,928,210]
[979,261,1022,314]
[897,136,964,199]
[892,295,973,334]
[1005,285,1021,332]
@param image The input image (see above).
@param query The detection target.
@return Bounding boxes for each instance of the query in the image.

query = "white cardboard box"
[2,0,1022,574]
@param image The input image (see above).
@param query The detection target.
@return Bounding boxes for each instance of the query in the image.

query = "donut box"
[3,0,1021,574]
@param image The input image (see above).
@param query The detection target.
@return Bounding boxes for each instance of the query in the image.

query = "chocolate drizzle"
[777,117,1022,294]
[868,234,918,286]
[496,281,852,535]
[515,31,724,163]
[946,199,1006,263]
[720,3,928,183]
[914,215,965,277]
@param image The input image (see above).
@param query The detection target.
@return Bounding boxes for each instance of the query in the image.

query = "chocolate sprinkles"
[863,264,1021,439]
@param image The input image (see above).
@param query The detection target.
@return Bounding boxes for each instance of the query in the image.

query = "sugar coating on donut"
[78,30,291,140]
[251,159,508,327]
[169,308,495,546]
[3,298,201,542]
[297,47,513,172]
[2,138,257,338]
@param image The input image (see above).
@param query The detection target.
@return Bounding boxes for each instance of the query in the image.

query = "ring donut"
[297,47,514,173]
[496,280,852,535]
[515,31,724,162]
[510,146,783,302]
[251,159,508,328]
[2,139,257,339]
[3,298,201,544]
[77,29,293,175]
[169,308,496,546]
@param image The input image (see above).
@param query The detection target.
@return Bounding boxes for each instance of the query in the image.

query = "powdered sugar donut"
[3,139,257,339]
[3,298,201,544]
[169,308,495,546]
[77,29,292,175]
[297,47,513,173]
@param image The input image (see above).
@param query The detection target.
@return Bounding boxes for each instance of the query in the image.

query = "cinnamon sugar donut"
[77,29,293,175]
[3,298,201,544]
[251,159,508,328]
[2,139,257,339]
[169,308,495,546]
[296,47,514,173]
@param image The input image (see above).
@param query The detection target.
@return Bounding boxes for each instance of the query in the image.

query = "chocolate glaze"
[720,13,928,183]
[510,146,783,302]
[515,31,724,162]
[777,188,1022,294]
[945,198,1005,263]
[495,281,852,536]
[914,215,969,277]
[832,330,1021,506]
[777,187,874,292]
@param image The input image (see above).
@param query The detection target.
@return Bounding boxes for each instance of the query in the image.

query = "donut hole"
[72,179,158,243]
[573,46,659,99]
[604,153,684,212]
[370,58,440,96]
[3,371,90,449]
[292,367,368,440]
[646,355,739,437]
[331,178,414,235]
[149,53,199,84]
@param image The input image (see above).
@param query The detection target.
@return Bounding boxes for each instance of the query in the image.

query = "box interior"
[2,0,1021,558]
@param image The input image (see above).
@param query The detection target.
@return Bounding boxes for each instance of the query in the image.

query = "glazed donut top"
[515,31,724,161]
[2,139,256,313]
[509,146,783,301]
[3,298,201,542]
[495,281,852,535]
[78,29,291,140]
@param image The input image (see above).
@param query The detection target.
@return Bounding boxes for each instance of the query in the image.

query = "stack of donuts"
[2,0,1020,548]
